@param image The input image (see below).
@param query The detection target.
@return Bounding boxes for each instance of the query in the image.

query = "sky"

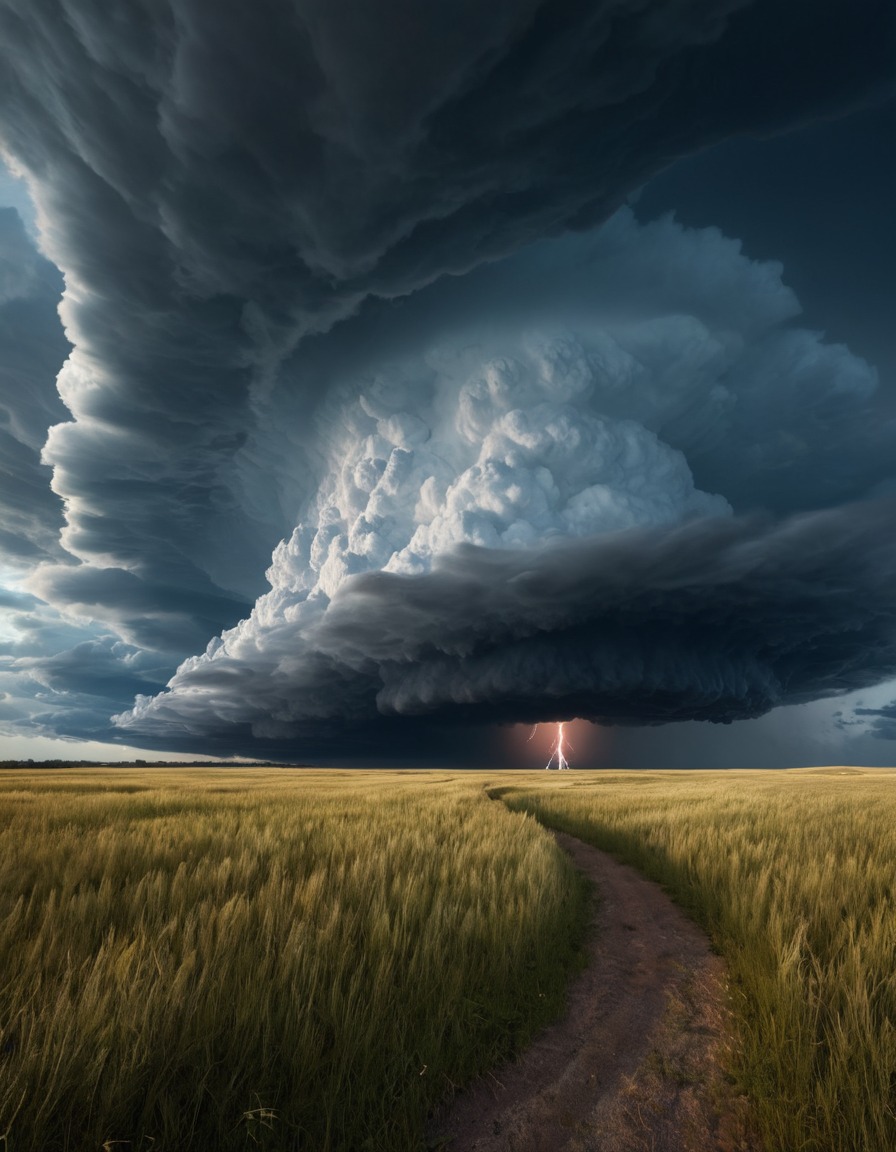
[0,0,894,768]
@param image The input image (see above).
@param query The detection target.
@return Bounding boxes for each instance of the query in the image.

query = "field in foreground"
[0,770,585,1151]
[0,768,893,1152]
[502,769,896,1152]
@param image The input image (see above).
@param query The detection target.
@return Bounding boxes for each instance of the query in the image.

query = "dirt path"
[428,832,759,1152]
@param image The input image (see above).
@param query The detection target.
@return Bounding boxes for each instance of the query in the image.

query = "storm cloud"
[851,701,896,741]
[1,1,892,599]
[0,0,894,758]
[0,208,69,564]
[116,207,896,754]
[118,499,896,754]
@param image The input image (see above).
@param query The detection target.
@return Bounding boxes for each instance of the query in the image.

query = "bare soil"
[428,832,760,1152]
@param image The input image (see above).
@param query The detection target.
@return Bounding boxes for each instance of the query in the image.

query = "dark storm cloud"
[117,499,896,754]
[1,0,892,610]
[0,207,69,563]
[635,101,896,397]
[340,502,896,723]
[0,681,159,747]
[852,701,896,740]
[1,0,894,755]
[0,598,170,747]
[14,637,167,702]
[29,564,251,654]
[115,202,896,754]
[0,586,41,613]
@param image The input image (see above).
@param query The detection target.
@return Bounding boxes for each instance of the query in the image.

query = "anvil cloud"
[0,0,894,762]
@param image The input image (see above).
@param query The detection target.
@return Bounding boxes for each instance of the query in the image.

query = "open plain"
[0,768,893,1152]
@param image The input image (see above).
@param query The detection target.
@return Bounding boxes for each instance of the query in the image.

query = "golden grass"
[0,769,586,1151]
[500,768,896,1152]
[4,766,893,1152]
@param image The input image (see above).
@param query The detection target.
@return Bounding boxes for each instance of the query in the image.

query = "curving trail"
[429,832,760,1152]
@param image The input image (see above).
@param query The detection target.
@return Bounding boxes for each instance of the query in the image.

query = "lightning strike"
[545,721,571,770]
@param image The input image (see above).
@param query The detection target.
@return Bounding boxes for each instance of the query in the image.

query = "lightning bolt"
[545,721,572,770]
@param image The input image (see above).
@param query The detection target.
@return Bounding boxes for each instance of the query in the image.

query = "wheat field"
[0,770,585,1151]
[501,768,896,1152]
[1,767,893,1152]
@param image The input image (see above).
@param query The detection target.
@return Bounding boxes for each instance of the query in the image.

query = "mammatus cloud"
[0,1,894,755]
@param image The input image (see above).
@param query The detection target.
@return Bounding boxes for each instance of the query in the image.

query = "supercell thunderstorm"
[0,0,894,760]
[116,212,896,753]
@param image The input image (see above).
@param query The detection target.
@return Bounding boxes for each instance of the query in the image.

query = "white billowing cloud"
[235,206,886,557]
[269,337,729,604]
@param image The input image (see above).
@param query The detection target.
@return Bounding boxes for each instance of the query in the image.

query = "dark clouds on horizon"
[0,0,894,762]
[116,500,896,758]
[853,701,896,742]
